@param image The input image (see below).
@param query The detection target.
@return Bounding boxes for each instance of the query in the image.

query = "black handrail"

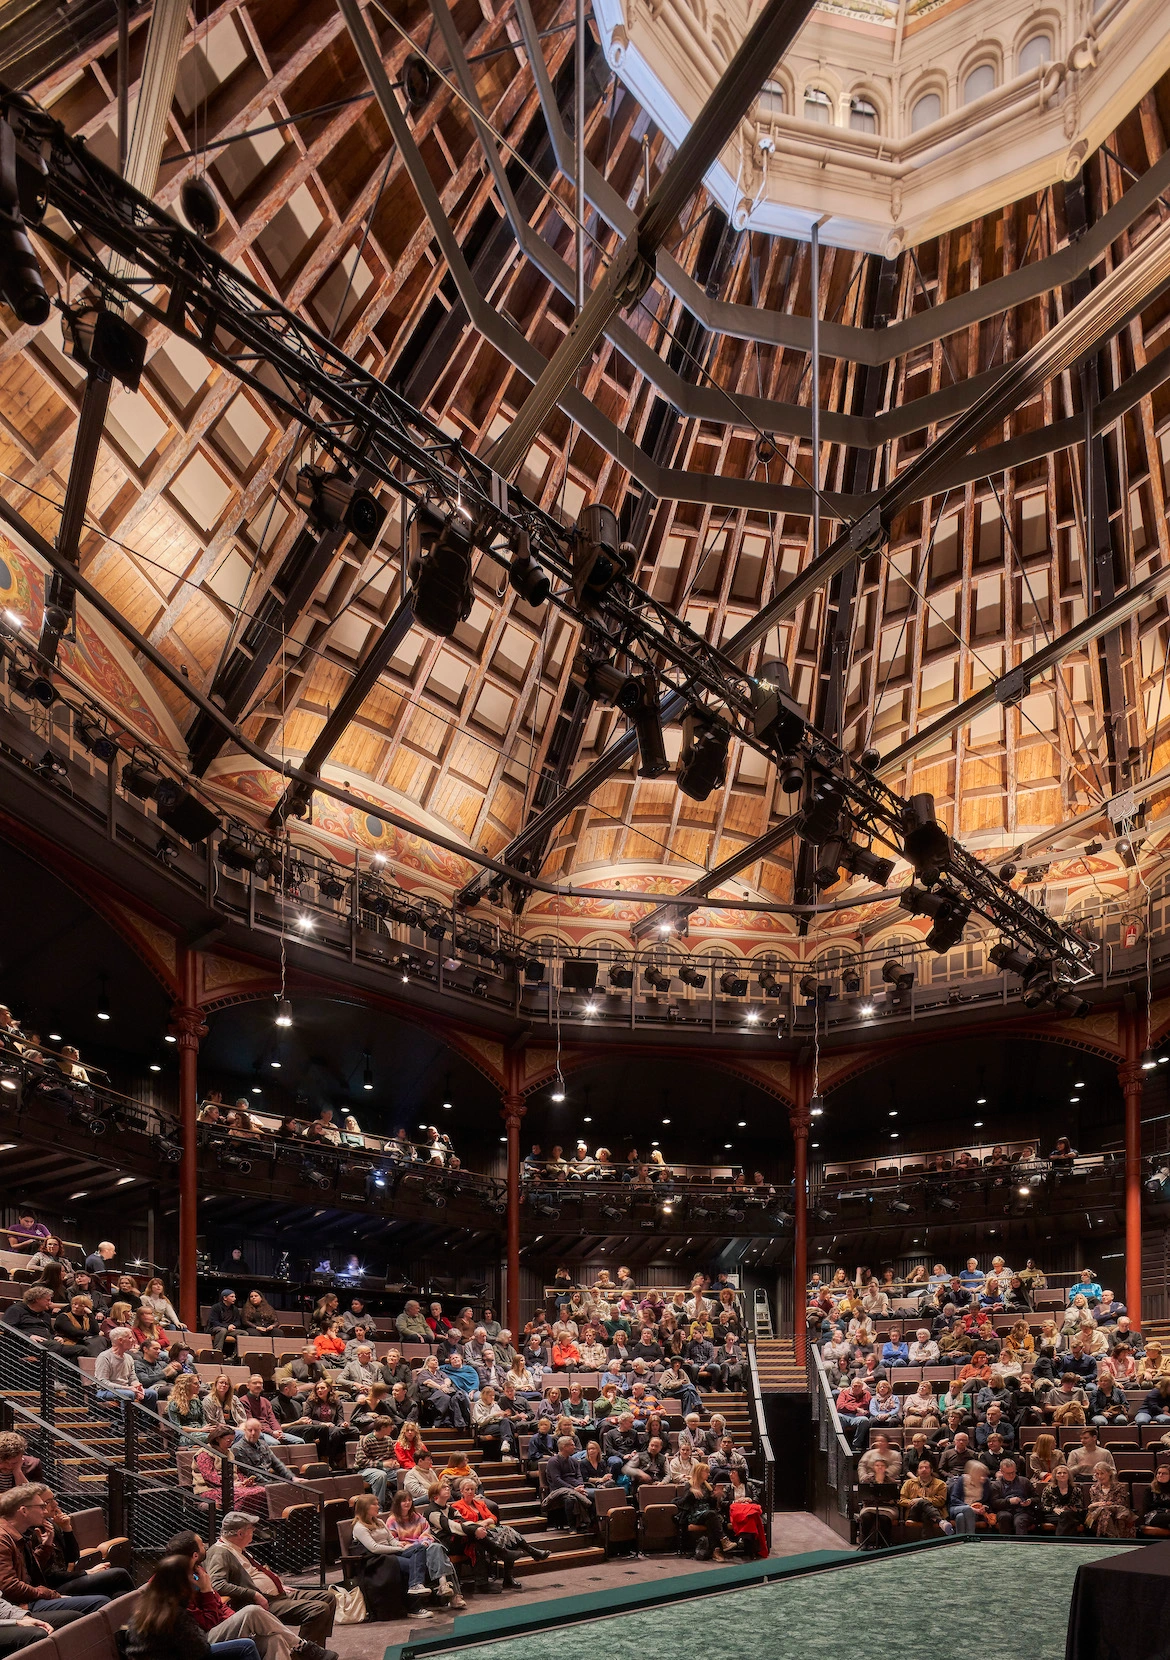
[745,1340,775,1548]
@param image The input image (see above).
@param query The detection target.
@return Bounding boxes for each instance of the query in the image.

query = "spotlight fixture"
[423,1188,447,1209]
[401,52,434,112]
[507,531,550,606]
[719,971,748,997]
[1142,1049,1158,1071]
[523,958,547,983]
[609,965,634,989]
[751,659,806,751]
[812,1203,836,1224]
[180,173,220,236]
[622,672,669,779]
[362,1050,374,1091]
[679,964,706,989]
[551,1076,566,1103]
[935,1195,959,1212]
[8,662,56,707]
[152,1134,184,1165]
[778,754,804,794]
[318,872,347,899]
[411,504,474,636]
[989,941,1035,978]
[471,975,489,997]
[677,710,730,801]
[901,793,951,881]
[295,464,387,548]
[68,1105,106,1136]
[573,503,629,610]
[96,979,110,1022]
[73,713,119,763]
[899,885,971,953]
[599,1203,623,1222]
[302,1161,331,1190]
[796,775,846,846]
[758,970,782,998]
[881,960,915,992]
[643,966,673,992]
[534,1199,561,1219]
[888,1196,912,1214]
[155,836,181,865]
[843,968,861,996]
[798,973,830,1001]
[219,838,273,879]
[0,116,50,324]
[813,825,896,891]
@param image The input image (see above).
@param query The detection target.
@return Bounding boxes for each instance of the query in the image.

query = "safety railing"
[806,1344,855,1523]
[745,1340,775,1547]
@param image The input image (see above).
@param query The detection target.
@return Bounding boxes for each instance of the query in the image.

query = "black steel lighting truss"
[0,89,1097,976]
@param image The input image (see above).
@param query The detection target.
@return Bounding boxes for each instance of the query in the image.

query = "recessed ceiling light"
[499,1136,507,1143]
[584,1116,592,1122]
[149,1063,161,1072]
[888,1110,897,1117]
[252,1086,261,1094]
[662,1118,671,1124]
[737,1120,747,1127]
[270,1060,281,1069]
[48,1032,62,1042]
[976,1097,986,1104]
[724,1142,732,1148]
[1019,1186,1030,1196]
[811,1142,819,1148]
[116,1176,135,1185]
[890,1133,898,1139]
[69,1190,87,1199]
[973,1121,983,1127]
[1074,1081,1084,1087]
[164,1034,177,1044]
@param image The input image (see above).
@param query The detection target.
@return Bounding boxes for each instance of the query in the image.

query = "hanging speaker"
[155,781,219,844]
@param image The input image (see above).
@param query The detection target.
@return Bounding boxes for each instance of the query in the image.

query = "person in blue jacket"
[1067,1269,1103,1304]
[880,1327,909,1370]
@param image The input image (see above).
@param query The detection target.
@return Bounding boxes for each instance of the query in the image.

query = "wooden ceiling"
[4,0,1170,949]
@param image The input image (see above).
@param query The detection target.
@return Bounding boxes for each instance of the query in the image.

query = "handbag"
[333,1583,367,1624]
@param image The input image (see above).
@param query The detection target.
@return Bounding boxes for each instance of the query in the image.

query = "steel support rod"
[810,219,821,572]
[575,0,585,314]
[116,0,129,179]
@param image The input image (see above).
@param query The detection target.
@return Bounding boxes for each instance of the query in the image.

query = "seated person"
[987,1458,1035,1534]
[856,1458,900,1550]
[899,1459,951,1536]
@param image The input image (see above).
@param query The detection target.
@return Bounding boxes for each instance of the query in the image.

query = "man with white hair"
[206,1513,336,1648]
[335,1346,380,1398]
[394,1300,429,1341]
[93,1328,156,1407]
[232,1420,297,1483]
[165,1530,334,1660]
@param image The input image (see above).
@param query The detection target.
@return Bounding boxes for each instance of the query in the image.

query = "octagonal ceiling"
[2,0,1170,974]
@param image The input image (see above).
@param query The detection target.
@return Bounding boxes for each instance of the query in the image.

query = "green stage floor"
[438,1542,1140,1660]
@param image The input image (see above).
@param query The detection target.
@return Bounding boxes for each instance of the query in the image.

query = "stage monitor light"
[411,504,474,636]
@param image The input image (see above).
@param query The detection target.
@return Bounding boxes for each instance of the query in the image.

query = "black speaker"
[155,782,219,844]
[561,960,598,991]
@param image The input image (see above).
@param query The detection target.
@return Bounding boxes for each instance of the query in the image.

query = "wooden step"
[513,1546,605,1576]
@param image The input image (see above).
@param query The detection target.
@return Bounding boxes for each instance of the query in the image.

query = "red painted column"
[500,1072,526,1339]
[789,1067,812,1366]
[1120,1007,1144,1329]
[171,948,207,1331]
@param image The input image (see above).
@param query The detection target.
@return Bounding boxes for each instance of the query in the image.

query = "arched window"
[849,96,877,134]
[910,91,941,132]
[928,925,988,985]
[1019,33,1053,72]
[803,86,833,125]
[963,64,996,102]
[813,945,862,998]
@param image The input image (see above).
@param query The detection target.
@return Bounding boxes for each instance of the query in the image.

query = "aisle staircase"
[753,1337,807,1392]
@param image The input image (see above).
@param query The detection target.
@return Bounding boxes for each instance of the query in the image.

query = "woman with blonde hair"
[165,1372,207,1443]
[1085,1463,1137,1537]
[1137,1343,1169,1386]
[348,1491,416,1617]
[902,1380,939,1431]
[394,1419,427,1469]
[201,1372,244,1432]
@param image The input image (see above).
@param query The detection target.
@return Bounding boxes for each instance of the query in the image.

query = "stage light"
[843,968,862,996]
[96,980,110,1021]
[677,712,730,801]
[219,838,273,879]
[275,998,293,1028]
[758,970,782,998]
[644,966,672,992]
[881,960,915,992]
[401,52,434,111]
[508,536,550,606]
[562,960,598,992]
[9,662,55,706]
[778,754,804,794]
[901,793,951,880]
[573,503,629,610]
[523,958,546,983]
[296,465,387,548]
[719,971,748,997]
[810,1099,824,1116]
[411,504,474,636]
[679,965,706,989]
[73,713,119,763]
[989,942,1035,978]
[122,759,162,799]
[889,1197,912,1214]
[899,886,970,953]
[609,965,634,989]
[180,173,220,236]
[0,118,50,325]
[64,306,147,392]
[623,673,669,779]
[1052,989,1090,1017]
[153,1134,183,1165]
[551,1076,566,1103]
[751,659,806,750]
[363,1050,374,1091]
[302,1161,331,1190]
[1142,1049,1158,1071]
[471,975,489,997]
